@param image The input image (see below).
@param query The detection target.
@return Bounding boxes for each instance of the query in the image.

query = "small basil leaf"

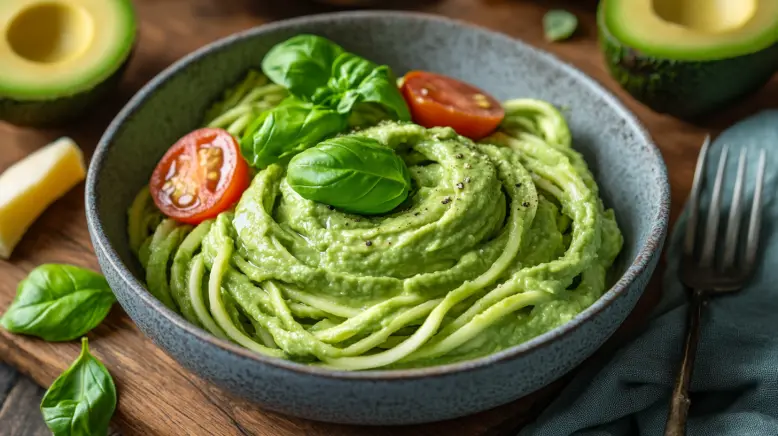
[329,52,377,91]
[334,90,362,115]
[41,337,117,436]
[261,34,344,97]
[0,264,115,342]
[241,97,347,168]
[543,10,578,42]
[310,86,337,106]
[329,53,410,120]
[287,135,412,215]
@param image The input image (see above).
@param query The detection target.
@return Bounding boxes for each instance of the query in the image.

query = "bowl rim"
[86,10,670,381]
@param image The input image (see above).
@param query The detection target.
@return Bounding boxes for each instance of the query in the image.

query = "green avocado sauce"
[127,72,623,370]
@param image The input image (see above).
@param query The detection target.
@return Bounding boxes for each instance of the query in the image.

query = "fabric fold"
[520,110,778,436]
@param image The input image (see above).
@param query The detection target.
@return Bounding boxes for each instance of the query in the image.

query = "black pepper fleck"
[442,196,452,205]
[515,183,522,188]
[455,153,464,159]
[365,240,373,247]
[464,163,472,169]
[414,212,420,216]
[456,182,464,189]
[464,176,471,183]
[522,202,530,207]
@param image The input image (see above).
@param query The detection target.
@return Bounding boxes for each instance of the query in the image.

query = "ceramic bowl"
[86,11,670,425]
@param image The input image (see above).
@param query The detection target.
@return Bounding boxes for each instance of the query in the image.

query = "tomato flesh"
[401,71,504,140]
[150,128,250,225]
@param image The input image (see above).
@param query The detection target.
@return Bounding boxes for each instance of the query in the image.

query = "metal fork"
[664,136,767,436]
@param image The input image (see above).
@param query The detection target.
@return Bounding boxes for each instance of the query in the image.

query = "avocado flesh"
[599,0,778,118]
[0,0,136,127]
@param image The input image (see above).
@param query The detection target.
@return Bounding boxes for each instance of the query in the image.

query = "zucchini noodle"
[127,72,623,370]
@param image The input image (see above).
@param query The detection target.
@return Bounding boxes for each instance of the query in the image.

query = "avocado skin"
[598,6,778,119]
[0,51,133,128]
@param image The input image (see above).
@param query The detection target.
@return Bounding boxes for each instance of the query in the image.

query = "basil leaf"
[0,264,115,342]
[543,10,578,42]
[261,35,409,120]
[287,135,412,214]
[261,34,344,97]
[247,35,411,168]
[328,53,410,120]
[41,337,117,436]
[241,97,347,168]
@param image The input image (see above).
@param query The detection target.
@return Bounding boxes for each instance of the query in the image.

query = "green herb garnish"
[326,52,410,120]
[0,264,115,341]
[241,97,347,169]
[41,338,117,436]
[287,136,412,215]
[241,35,410,168]
[543,10,578,42]
[262,34,345,97]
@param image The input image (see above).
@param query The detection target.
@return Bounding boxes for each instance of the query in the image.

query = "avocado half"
[598,0,778,118]
[0,0,136,127]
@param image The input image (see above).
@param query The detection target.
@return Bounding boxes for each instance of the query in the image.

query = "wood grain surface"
[1,0,775,435]
[0,363,49,436]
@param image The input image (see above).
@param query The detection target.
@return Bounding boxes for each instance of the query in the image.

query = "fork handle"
[664,288,705,436]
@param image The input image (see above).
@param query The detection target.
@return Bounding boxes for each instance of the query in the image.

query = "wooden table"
[1,0,775,434]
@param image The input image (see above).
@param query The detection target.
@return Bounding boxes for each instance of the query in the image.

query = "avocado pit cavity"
[652,0,756,33]
[6,2,94,64]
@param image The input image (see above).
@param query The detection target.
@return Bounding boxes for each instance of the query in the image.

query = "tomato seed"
[473,93,491,108]
[178,194,195,207]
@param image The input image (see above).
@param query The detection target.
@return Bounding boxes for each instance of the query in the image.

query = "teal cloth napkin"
[520,110,778,436]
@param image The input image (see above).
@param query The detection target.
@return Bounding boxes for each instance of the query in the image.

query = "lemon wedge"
[0,137,86,259]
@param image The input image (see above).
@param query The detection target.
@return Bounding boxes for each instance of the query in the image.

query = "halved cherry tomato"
[150,128,250,225]
[400,71,505,140]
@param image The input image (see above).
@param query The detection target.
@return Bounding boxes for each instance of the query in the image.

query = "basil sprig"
[41,338,117,436]
[241,97,347,169]
[287,136,412,214]
[326,52,410,120]
[0,264,115,342]
[242,35,410,168]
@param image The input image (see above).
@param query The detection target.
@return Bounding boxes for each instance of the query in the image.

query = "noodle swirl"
[128,73,622,370]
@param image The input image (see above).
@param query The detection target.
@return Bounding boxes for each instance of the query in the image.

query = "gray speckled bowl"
[86,11,669,425]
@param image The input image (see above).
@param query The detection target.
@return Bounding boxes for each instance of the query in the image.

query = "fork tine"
[700,146,729,268]
[745,149,767,270]
[684,135,711,256]
[721,148,747,270]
